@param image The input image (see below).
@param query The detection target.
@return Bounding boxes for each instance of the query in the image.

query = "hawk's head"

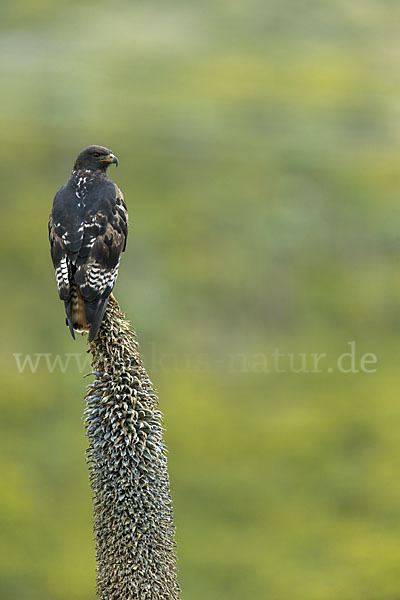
[74,145,119,171]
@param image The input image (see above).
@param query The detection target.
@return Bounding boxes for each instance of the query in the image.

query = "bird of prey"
[49,145,128,342]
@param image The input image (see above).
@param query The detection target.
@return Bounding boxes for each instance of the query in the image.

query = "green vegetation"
[1,1,400,598]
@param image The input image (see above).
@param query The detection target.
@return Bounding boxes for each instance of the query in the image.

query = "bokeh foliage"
[1,1,400,598]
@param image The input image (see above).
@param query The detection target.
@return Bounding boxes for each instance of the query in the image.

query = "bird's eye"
[93,152,100,158]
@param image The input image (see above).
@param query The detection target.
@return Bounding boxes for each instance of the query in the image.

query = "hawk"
[49,145,128,342]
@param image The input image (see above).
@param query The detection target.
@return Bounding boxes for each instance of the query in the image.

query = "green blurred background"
[1,1,400,598]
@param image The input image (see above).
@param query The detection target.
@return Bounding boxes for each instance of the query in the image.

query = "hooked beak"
[100,153,119,167]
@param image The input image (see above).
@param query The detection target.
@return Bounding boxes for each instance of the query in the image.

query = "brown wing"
[73,185,128,340]
[48,213,72,301]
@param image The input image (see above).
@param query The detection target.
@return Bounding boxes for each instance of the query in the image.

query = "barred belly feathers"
[49,145,128,342]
